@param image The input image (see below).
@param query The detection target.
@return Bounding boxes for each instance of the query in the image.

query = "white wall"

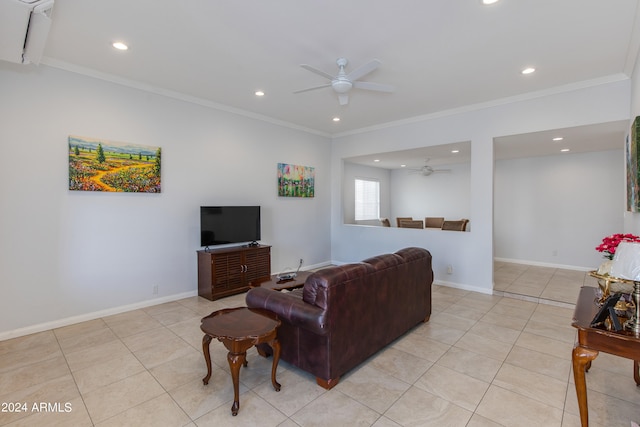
[390,162,471,222]
[331,80,631,293]
[0,63,331,338]
[494,149,624,269]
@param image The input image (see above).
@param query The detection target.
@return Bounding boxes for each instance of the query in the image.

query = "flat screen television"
[200,206,261,248]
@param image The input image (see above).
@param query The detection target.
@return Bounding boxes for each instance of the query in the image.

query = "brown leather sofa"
[245,247,433,389]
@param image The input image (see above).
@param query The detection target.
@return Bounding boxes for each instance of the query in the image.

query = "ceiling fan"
[294,57,394,106]
[408,159,451,176]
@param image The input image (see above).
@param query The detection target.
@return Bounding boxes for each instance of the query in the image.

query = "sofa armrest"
[245,287,328,336]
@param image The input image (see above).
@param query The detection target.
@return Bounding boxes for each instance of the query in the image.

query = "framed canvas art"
[69,135,161,192]
[627,118,640,212]
[277,163,314,197]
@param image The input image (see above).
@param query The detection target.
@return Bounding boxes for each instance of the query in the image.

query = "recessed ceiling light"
[254,90,265,97]
[400,164,406,168]
[112,42,128,51]
[521,67,536,75]
[552,137,563,141]
[451,149,460,153]
[374,159,380,163]
[561,148,570,152]
[482,0,500,4]
[332,117,340,122]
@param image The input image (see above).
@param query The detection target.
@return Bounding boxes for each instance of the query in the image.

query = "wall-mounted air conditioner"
[0,0,54,65]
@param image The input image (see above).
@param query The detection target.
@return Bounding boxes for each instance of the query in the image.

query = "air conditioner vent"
[0,0,54,65]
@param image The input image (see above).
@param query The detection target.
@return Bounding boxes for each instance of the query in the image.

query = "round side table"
[200,307,281,416]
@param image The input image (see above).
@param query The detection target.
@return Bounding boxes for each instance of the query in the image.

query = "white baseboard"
[494,257,594,272]
[0,290,198,342]
[433,279,493,295]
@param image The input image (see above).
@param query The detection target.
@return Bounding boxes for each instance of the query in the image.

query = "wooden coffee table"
[571,286,640,427]
[201,307,282,416]
[253,270,312,291]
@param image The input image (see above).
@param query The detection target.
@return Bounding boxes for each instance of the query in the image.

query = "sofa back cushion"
[303,263,373,309]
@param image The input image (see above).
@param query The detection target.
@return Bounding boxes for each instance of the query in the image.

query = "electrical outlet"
[552,249,558,256]
[153,285,159,295]
[446,265,453,274]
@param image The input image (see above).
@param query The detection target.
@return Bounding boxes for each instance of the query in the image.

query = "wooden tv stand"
[197,245,271,300]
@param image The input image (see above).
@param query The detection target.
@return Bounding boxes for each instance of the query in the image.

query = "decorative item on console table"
[609,241,640,335]
[593,233,640,298]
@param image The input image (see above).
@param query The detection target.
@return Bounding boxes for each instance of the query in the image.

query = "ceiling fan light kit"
[294,57,394,105]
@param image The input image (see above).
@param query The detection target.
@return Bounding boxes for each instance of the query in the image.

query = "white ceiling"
[35,0,640,139]
[8,0,636,165]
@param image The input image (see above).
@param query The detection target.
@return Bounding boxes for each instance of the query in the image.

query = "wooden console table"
[571,286,640,427]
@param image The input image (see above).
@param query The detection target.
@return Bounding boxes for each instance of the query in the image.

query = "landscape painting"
[277,163,314,197]
[69,135,161,192]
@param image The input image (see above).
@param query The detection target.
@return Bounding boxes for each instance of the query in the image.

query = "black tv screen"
[200,206,261,247]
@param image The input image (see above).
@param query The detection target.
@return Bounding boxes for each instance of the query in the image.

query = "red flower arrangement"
[595,233,640,260]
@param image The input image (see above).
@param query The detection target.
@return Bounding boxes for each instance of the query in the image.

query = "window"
[354,178,380,220]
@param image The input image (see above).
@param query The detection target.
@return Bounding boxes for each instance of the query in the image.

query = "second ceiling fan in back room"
[407,159,451,176]
[293,57,394,105]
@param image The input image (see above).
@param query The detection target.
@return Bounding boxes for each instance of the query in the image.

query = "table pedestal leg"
[572,344,599,427]
[227,351,246,416]
[634,360,639,386]
[202,334,213,385]
[269,338,281,391]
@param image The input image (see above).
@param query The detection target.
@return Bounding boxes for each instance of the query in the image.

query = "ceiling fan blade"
[346,59,381,81]
[300,64,335,80]
[338,94,349,105]
[293,83,332,94]
[353,81,395,93]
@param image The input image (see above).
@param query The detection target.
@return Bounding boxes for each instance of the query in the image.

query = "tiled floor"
[493,261,595,306]
[1,270,639,426]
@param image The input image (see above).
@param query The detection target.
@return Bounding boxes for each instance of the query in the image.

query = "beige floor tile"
[335,364,411,413]
[390,333,450,363]
[0,374,81,426]
[1,353,70,395]
[82,371,165,424]
[564,384,640,427]
[467,320,522,344]
[523,319,577,344]
[2,396,92,427]
[504,345,571,381]
[64,339,132,372]
[415,365,490,412]
[411,321,466,345]
[0,337,62,374]
[454,332,513,361]
[94,393,190,427]
[71,352,145,394]
[514,331,573,359]
[493,363,568,409]
[149,351,208,391]
[0,330,58,356]
[194,390,287,426]
[429,310,478,331]
[436,346,502,383]
[368,346,434,384]
[103,310,163,338]
[384,386,472,427]
[250,365,326,417]
[476,385,563,426]
[53,318,109,341]
[56,325,119,355]
[121,327,198,369]
[290,390,380,427]
[168,365,248,420]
